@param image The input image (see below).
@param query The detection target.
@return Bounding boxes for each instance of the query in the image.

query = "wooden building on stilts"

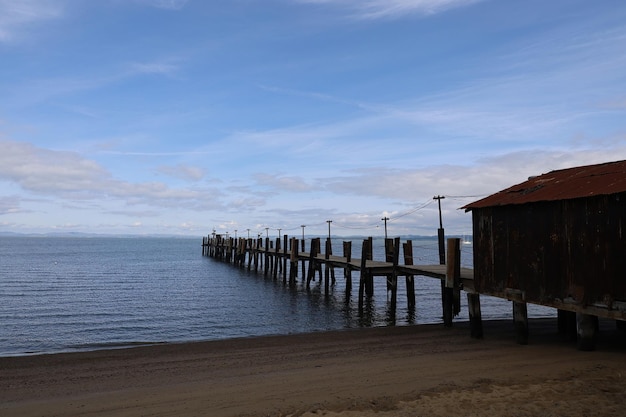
[462,160,626,350]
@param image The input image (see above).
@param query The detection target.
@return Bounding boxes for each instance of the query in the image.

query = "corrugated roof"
[463,160,626,210]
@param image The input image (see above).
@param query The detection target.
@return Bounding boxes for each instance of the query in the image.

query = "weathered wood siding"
[472,193,626,306]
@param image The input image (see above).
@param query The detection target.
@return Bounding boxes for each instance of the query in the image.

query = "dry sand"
[1,318,625,417]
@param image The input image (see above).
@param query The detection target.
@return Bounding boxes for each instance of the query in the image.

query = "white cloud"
[0,139,222,210]
[295,0,482,19]
[157,164,206,181]
[323,146,626,203]
[0,0,64,43]
[254,173,315,192]
[0,195,23,215]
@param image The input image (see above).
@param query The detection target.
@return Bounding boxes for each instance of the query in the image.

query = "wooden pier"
[202,234,483,337]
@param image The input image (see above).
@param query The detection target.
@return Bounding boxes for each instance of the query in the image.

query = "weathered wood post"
[301,236,306,282]
[557,309,577,341]
[307,238,320,288]
[324,238,331,294]
[358,238,369,313]
[385,238,394,292]
[365,237,374,297]
[264,238,271,276]
[254,238,261,272]
[273,237,280,279]
[389,237,400,320]
[282,234,288,281]
[343,241,352,292]
[444,237,460,327]
[513,301,529,345]
[289,238,299,284]
[576,313,598,351]
[403,240,416,309]
[467,293,483,338]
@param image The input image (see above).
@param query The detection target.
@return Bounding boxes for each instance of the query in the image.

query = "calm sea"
[0,236,554,356]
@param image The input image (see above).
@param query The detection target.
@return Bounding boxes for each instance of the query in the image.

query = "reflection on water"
[0,236,554,356]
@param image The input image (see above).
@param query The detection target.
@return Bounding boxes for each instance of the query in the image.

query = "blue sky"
[1,0,625,238]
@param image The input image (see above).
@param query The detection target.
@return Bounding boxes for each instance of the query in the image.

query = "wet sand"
[2,318,625,417]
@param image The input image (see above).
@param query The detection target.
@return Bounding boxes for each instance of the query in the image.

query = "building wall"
[471,193,626,307]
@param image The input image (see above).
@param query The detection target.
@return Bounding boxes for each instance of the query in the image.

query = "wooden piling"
[358,238,368,313]
[306,238,320,288]
[389,237,400,320]
[289,237,298,284]
[343,241,352,292]
[443,238,461,327]
[467,293,483,338]
[324,239,331,294]
[273,238,280,280]
[513,301,529,345]
[283,235,288,281]
[365,237,374,297]
[402,241,416,309]
[576,313,597,351]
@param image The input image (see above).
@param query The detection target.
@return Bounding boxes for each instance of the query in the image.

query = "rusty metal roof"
[463,160,626,210]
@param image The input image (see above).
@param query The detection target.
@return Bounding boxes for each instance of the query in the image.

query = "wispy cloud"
[295,0,482,19]
[254,173,315,192]
[157,164,206,181]
[0,195,23,215]
[129,61,181,76]
[0,0,65,43]
[0,139,222,210]
[5,58,184,108]
[135,0,189,11]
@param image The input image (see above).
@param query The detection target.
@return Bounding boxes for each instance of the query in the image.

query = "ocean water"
[0,236,554,356]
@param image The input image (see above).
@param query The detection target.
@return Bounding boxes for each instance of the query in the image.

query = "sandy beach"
[2,318,625,417]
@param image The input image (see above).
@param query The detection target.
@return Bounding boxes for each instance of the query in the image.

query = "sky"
[1,0,626,238]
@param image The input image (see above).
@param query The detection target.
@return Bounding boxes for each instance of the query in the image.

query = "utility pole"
[265,227,269,238]
[381,217,389,239]
[247,228,250,239]
[234,229,237,239]
[433,195,445,230]
[433,195,447,318]
[326,220,332,240]
[433,195,446,264]
[277,228,282,238]
[300,225,306,252]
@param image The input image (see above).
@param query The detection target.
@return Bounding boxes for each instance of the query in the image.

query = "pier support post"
[301,237,306,282]
[283,235,288,282]
[289,238,298,284]
[365,237,374,297]
[358,238,369,313]
[306,238,320,288]
[557,309,577,341]
[324,239,331,294]
[443,238,460,327]
[403,241,416,309]
[467,293,483,338]
[343,241,352,292]
[576,313,598,351]
[389,237,400,321]
[513,301,529,345]
[273,238,280,280]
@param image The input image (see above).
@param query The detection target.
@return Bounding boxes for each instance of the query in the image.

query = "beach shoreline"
[2,318,625,416]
